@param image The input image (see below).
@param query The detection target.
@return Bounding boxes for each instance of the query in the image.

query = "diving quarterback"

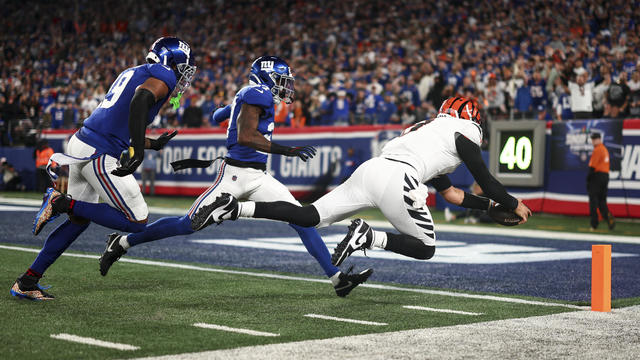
[99,56,372,297]
[206,97,532,265]
[11,37,196,300]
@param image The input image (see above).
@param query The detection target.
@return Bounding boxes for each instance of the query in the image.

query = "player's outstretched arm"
[236,103,316,161]
[453,134,531,224]
[112,77,169,177]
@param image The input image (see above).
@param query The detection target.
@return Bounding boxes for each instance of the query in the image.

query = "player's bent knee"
[418,245,435,260]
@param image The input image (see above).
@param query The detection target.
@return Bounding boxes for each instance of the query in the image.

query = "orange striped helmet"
[438,97,481,124]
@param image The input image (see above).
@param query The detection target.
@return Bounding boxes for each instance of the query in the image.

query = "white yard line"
[132,306,640,360]
[403,305,483,316]
[304,314,387,326]
[50,333,139,351]
[193,323,279,337]
[0,244,587,310]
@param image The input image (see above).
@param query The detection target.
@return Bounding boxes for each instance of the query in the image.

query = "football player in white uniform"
[203,97,531,265]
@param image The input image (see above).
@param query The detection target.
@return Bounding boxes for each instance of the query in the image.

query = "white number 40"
[499,136,532,170]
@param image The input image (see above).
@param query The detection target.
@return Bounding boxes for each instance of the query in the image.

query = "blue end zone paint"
[2,208,639,302]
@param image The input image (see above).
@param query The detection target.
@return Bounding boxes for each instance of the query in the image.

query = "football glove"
[112,147,143,177]
[148,130,178,151]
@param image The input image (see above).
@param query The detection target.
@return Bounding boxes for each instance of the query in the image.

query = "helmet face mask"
[250,56,295,105]
[146,37,197,96]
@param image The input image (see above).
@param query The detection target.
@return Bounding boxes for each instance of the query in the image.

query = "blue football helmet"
[249,56,294,105]
[146,36,196,96]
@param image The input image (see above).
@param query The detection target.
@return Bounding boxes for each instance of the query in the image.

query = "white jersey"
[380,114,483,183]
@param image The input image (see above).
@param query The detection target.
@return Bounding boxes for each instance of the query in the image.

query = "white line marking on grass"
[50,333,139,351]
[0,244,588,310]
[193,323,279,337]
[304,314,387,326]
[403,305,484,316]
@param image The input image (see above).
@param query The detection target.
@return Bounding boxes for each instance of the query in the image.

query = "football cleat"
[334,266,373,297]
[607,216,616,231]
[99,233,127,276]
[190,193,239,231]
[10,274,55,301]
[331,219,373,266]
[33,187,71,236]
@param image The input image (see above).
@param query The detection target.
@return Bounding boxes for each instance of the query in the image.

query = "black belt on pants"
[224,157,267,171]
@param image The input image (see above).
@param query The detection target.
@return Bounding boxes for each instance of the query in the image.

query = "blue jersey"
[76,64,176,157]
[226,85,275,163]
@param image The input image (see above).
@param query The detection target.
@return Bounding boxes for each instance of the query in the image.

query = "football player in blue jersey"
[10,37,196,300]
[99,56,372,297]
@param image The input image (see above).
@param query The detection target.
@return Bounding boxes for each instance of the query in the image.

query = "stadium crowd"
[1,0,639,146]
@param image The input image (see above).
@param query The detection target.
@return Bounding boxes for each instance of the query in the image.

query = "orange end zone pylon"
[591,245,611,312]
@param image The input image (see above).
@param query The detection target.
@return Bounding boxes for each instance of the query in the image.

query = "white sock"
[119,235,131,250]
[371,230,387,249]
[330,271,342,286]
[239,201,256,217]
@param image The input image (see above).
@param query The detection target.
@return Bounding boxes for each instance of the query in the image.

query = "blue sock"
[72,201,146,233]
[30,220,89,275]
[128,215,194,247]
[289,224,339,278]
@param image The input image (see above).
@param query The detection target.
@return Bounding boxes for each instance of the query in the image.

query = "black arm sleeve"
[461,192,491,210]
[427,175,452,192]
[128,88,156,154]
[455,132,518,210]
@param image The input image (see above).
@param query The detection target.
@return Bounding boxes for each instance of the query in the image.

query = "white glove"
[407,184,429,209]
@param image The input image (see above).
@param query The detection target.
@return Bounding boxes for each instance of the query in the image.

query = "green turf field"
[2,191,640,236]
[1,246,582,360]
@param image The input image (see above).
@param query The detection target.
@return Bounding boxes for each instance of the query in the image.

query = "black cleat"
[331,219,373,266]
[10,274,55,301]
[100,233,127,276]
[191,193,239,231]
[607,216,616,231]
[334,266,373,297]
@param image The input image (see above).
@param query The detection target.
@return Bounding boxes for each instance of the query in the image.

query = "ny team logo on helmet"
[249,56,294,105]
[146,36,197,96]
[439,97,481,124]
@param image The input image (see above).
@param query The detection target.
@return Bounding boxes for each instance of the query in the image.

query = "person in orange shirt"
[586,132,615,231]
[34,139,54,192]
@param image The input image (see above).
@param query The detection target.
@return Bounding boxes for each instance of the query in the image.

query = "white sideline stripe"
[0,244,587,310]
[193,323,279,337]
[403,305,483,316]
[2,197,639,244]
[50,333,139,351]
[304,314,387,326]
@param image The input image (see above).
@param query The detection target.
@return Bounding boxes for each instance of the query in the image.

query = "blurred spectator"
[340,147,360,183]
[141,151,159,196]
[484,74,507,120]
[629,72,640,117]
[553,79,573,121]
[593,72,612,118]
[529,71,548,119]
[331,91,350,126]
[607,72,631,118]
[1,160,25,191]
[377,92,397,124]
[568,68,594,119]
[34,139,54,192]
